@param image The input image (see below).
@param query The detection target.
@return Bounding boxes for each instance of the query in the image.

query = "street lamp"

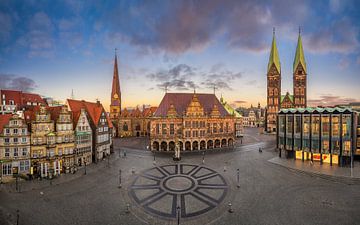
[16,209,19,225]
[237,168,240,188]
[118,169,122,188]
[177,205,180,225]
[153,151,156,165]
[84,161,87,175]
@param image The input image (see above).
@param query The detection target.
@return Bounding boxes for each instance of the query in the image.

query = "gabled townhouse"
[72,108,92,166]
[0,114,31,182]
[67,99,113,163]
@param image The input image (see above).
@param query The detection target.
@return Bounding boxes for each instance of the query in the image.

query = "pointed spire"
[111,48,121,101]
[293,27,307,73]
[268,27,281,74]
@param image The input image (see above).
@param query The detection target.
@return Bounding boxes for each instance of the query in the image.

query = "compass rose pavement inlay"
[129,164,228,219]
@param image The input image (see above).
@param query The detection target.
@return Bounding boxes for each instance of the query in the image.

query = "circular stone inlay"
[129,164,228,220]
[163,175,194,192]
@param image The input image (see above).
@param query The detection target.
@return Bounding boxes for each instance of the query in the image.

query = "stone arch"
[161,141,167,151]
[207,140,213,149]
[192,141,198,150]
[152,141,159,151]
[179,141,183,151]
[200,140,206,150]
[169,141,175,151]
[228,138,234,147]
[221,139,227,147]
[185,141,191,151]
[215,139,221,148]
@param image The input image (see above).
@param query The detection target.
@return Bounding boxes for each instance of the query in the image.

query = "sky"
[0,0,360,111]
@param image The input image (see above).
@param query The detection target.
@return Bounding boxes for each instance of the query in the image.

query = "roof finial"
[193,87,196,94]
[273,27,275,36]
[299,26,301,35]
[115,48,117,56]
[71,89,74,99]
[165,85,168,93]
[213,84,216,95]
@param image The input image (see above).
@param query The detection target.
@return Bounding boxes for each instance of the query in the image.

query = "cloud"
[245,80,257,86]
[0,74,37,92]
[147,63,242,91]
[305,18,359,54]
[308,95,358,107]
[147,64,198,91]
[0,12,12,43]
[58,17,83,49]
[16,12,55,58]
[233,100,247,104]
[106,0,310,54]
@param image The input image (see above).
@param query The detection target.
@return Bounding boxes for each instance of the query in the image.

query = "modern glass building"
[277,107,359,167]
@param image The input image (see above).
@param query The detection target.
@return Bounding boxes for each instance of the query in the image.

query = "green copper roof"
[221,100,242,118]
[280,94,294,103]
[293,33,307,73]
[280,107,353,114]
[268,34,281,73]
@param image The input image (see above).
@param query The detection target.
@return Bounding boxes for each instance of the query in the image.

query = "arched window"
[123,123,128,131]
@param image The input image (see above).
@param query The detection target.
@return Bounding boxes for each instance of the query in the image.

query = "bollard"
[118,169,122,188]
[131,167,135,174]
[16,209,19,225]
[126,203,130,213]
[237,168,240,188]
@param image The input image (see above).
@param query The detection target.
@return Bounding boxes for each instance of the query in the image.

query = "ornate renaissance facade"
[266,29,307,132]
[150,93,235,151]
[0,114,31,182]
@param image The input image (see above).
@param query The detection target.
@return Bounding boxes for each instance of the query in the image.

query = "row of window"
[279,114,352,137]
[98,126,109,132]
[32,147,74,158]
[3,137,28,144]
[279,137,351,155]
[2,161,30,175]
[76,134,92,144]
[97,134,109,143]
[3,147,29,157]
[155,122,231,135]
[4,128,27,135]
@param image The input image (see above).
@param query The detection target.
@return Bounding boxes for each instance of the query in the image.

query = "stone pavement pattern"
[1,128,360,225]
[129,164,227,220]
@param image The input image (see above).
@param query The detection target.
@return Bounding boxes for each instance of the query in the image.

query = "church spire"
[110,48,121,122]
[112,48,120,98]
[267,27,281,74]
[293,27,307,73]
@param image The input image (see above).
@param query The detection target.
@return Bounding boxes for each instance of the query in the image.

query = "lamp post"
[236,168,240,188]
[177,205,180,225]
[118,169,122,188]
[202,151,205,164]
[16,209,19,225]
[84,161,87,175]
[123,149,127,158]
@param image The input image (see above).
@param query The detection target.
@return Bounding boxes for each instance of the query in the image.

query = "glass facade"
[277,109,356,167]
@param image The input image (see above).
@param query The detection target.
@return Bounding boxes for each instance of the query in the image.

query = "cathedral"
[266,29,307,132]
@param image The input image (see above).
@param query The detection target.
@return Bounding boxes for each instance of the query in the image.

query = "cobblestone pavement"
[1,128,360,225]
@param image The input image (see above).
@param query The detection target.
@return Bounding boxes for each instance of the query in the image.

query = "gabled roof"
[154,93,229,117]
[220,99,242,118]
[67,99,109,128]
[281,93,294,103]
[293,32,307,73]
[47,106,63,121]
[267,31,281,74]
[0,114,13,133]
[0,89,46,106]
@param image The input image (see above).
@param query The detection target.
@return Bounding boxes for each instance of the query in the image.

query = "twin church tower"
[266,28,307,132]
[109,29,308,134]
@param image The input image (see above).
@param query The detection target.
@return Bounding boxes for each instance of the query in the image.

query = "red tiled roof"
[67,99,110,128]
[154,93,229,117]
[0,90,46,106]
[0,114,13,133]
[47,106,63,121]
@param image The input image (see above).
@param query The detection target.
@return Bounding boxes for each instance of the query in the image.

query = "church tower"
[266,28,281,132]
[293,28,307,108]
[110,49,121,123]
